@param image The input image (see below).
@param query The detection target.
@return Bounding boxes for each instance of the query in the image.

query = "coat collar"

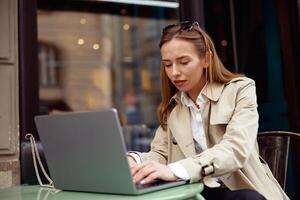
[202,77,247,101]
[202,82,224,102]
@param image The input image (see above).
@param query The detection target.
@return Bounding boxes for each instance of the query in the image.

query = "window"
[37,2,178,151]
[37,2,178,130]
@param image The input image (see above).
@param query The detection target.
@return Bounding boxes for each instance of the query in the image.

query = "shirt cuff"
[168,162,190,181]
[127,152,142,164]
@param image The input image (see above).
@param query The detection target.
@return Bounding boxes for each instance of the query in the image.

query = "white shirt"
[168,91,208,180]
[180,91,208,152]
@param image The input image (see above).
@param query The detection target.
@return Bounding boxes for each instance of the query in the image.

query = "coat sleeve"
[178,79,259,183]
[137,126,169,165]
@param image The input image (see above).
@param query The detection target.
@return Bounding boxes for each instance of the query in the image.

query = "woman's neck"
[188,78,207,103]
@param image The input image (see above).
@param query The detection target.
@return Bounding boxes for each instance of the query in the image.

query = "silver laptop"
[34,108,186,195]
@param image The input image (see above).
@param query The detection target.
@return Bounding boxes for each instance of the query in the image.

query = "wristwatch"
[201,163,215,176]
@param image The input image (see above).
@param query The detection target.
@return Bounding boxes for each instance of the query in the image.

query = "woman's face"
[161,38,207,101]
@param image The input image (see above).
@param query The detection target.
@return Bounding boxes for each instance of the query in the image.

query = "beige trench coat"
[138,77,289,200]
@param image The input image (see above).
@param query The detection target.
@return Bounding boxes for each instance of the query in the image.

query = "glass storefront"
[36,1,178,151]
[37,2,178,131]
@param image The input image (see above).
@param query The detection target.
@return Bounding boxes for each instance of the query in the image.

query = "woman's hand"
[127,155,138,168]
[131,160,178,184]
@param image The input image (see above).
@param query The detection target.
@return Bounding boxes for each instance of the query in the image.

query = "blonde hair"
[157,23,243,130]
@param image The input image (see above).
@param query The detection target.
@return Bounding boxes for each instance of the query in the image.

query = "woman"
[128,21,289,200]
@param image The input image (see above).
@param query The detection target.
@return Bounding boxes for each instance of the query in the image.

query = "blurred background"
[1,0,300,199]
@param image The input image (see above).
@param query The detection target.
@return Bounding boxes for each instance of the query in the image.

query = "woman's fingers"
[140,171,160,184]
[131,161,147,176]
[131,161,177,184]
[127,156,137,168]
[133,162,156,183]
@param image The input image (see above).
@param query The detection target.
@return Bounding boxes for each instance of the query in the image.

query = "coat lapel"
[168,105,196,158]
[202,81,224,102]
[167,78,235,157]
[201,100,213,148]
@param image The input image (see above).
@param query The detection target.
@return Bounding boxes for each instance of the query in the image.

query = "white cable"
[25,133,55,188]
[32,136,53,184]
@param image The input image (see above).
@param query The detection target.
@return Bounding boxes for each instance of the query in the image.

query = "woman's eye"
[164,63,172,68]
[180,61,189,65]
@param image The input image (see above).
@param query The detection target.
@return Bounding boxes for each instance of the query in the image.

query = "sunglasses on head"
[162,21,200,34]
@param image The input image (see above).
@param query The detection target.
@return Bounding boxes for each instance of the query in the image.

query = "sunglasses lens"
[180,21,194,31]
[162,21,196,34]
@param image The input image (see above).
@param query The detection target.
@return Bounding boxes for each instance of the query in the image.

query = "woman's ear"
[204,62,209,69]
[204,51,212,68]
[203,54,209,69]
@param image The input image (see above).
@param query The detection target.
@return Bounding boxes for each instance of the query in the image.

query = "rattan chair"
[257,131,300,190]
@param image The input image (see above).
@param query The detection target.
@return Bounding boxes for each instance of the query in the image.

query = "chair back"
[257,131,300,190]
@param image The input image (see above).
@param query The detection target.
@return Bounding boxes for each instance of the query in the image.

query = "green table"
[0,183,205,200]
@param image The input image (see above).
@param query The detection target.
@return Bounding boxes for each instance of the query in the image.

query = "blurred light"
[93,43,100,50]
[221,40,228,47]
[94,0,179,8]
[120,9,127,15]
[80,18,87,25]
[78,38,85,45]
[123,24,130,31]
